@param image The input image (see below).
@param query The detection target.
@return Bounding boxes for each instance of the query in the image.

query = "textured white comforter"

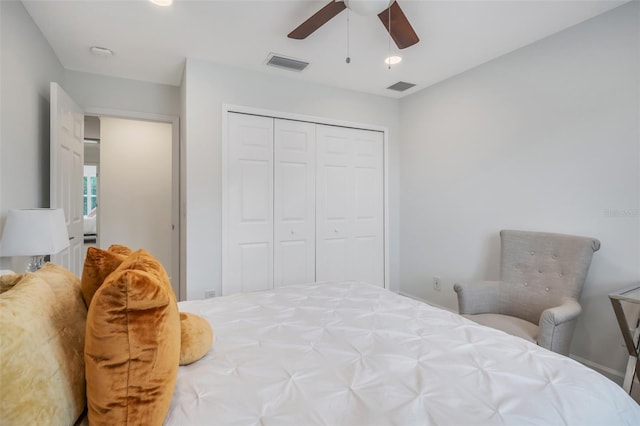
[166,282,640,425]
[83,215,96,235]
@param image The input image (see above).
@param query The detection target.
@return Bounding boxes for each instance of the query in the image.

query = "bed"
[166,281,640,425]
[83,208,97,243]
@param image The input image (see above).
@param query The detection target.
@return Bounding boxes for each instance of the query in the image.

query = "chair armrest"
[538,298,582,355]
[540,298,582,326]
[453,281,501,315]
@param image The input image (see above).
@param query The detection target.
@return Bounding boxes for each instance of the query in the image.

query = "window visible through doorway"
[84,165,97,216]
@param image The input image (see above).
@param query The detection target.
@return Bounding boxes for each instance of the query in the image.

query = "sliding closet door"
[224,113,274,295]
[225,112,386,295]
[274,119,316,287]
[316,125,384,286]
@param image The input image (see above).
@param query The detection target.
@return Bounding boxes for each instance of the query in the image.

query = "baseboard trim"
[399,291,626,381]
[569,353,624,381]
[398,291,456,313]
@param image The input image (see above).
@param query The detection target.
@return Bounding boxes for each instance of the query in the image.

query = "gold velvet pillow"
[106,244,133,256]
[80,245,132,307]
[84,249,180,426]
[179,312,214,365]
[0,263,87,425]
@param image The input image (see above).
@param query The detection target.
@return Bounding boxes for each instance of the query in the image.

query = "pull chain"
[346,9,351,64]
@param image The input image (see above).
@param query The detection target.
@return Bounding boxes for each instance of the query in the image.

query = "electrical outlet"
[433,276,441,291]
[204,290,216,298]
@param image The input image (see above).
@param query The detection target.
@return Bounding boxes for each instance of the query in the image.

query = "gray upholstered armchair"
[454,230,600,355]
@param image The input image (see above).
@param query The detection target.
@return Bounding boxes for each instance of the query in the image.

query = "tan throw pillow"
[80,245,132,307]
[179,312,214,365]
[85,249,180,426]
[0,273,24,294]
[0,263,86,425]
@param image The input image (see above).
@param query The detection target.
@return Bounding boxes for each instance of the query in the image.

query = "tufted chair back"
[497,230,601,324]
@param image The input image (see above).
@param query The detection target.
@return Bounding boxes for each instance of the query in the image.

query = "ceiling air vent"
[266,54,309,72]
[387,81,416,92]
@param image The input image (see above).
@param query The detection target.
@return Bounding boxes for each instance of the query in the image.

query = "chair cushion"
[463,313,538,343]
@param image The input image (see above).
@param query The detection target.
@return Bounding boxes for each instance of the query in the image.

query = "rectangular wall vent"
[387,81,416,92]
[266,54,309,72]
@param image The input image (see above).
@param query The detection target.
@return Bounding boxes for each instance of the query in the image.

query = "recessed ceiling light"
[384,56,402,65]
[90,46,113,57]
[149,0,173,6]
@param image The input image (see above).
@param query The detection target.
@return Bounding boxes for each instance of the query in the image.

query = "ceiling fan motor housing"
[345,0,393,16]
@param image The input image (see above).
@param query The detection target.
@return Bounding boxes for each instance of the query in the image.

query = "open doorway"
[83,114,178,295]
[83,116,100,257]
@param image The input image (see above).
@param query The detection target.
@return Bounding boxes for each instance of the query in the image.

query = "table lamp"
[0,208,70,272]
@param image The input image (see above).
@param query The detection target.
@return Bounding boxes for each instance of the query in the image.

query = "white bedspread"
[83,215,96,235]
[167,282,640,425]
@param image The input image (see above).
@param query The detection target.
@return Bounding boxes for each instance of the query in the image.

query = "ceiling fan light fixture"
[345,0,392,16]
[149,0,173,6]
[384,55,402,65]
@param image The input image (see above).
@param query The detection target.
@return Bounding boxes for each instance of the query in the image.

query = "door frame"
[84,107,182,300]
[222,104,390,291]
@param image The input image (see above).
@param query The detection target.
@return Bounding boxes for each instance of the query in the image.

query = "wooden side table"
[609,284,640,393]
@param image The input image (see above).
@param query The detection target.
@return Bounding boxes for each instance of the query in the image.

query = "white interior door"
[316,125,384,286]
[50,82,84,275]
[274,119,316,287]
[224,113,274,295]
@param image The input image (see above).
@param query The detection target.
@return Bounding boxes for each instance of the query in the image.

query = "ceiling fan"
[288,0,419,49]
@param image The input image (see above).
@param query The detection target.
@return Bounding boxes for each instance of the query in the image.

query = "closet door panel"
[322,238,349,282]
[225,113,274,295]
[354,236,379,286]
[316,126,352,282]
[353,130,384,286]
[239,242,271,293]
[316,125,383,286]
[274,119,316,286]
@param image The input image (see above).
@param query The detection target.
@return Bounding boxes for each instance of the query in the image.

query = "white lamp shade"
[0,209,70,256]
[345,0,392,16]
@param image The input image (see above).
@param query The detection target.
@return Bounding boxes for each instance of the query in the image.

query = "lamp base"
[26,255,45,272]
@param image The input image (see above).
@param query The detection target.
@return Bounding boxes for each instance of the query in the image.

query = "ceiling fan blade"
[288,1,347,40]
[378,1,419,49]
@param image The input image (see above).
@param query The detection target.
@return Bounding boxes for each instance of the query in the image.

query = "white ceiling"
[22,0,628,98]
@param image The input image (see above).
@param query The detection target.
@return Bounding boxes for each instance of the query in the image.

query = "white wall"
[99,117,174,286]
[84,114,100,168]
[179,68,188,299]
[182,60,401,300]
[399,2,639,379]
[84,143,100,165]
[63,70,180,117]
[84,115,100,140]
[0,0,65,271]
